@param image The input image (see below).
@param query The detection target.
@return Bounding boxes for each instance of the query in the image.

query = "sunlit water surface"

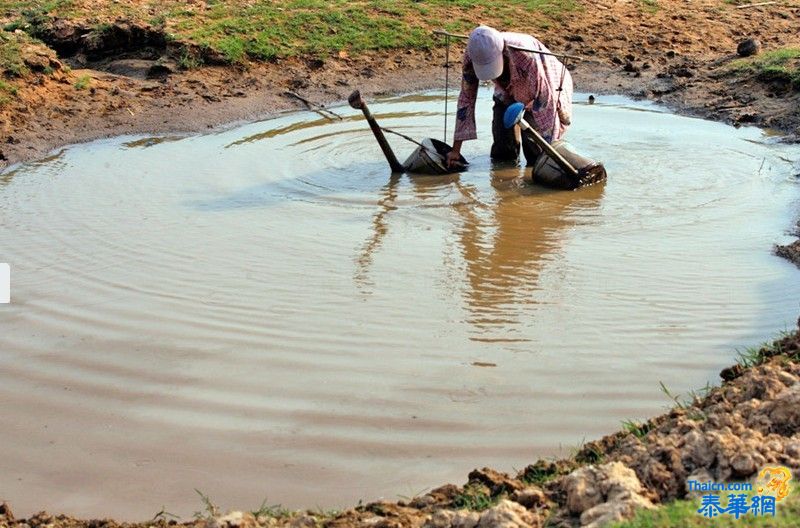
[1,90,799,519]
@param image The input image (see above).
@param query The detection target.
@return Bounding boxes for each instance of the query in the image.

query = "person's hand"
[446,141,464,169]
[446,150,462,169]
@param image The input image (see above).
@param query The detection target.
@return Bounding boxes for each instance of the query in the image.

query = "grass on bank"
[611,331,800,526]
[0,0,579,64]
[250,503,292,521]
[520,461,563,486]
[611,491,800,527]
[0,28,48,105]
[0,77,16,104]
[73,72,89,89]
[637,0,659,13]
[730,48,800,90]
[452,484,499,511]
[189,490,343,523]
[621,419,652,439]
[0,28,28,77]
[735,329,796,368]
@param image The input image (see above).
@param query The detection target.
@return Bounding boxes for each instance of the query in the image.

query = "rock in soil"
[563,462,655,527]
[206,511,259,528]
[477,500,540,528]
[467,468,524,496]
[737,38,761,58]
[0,502,14,522]
[510,487,547,509]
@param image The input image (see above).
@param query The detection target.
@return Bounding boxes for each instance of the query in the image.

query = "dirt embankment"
[1,0,799,171]
[1,325,799,528]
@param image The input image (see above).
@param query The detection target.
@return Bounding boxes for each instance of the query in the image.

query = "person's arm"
[448,54,479,168]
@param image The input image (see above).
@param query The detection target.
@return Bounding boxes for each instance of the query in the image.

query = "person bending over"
[446,25,573,169]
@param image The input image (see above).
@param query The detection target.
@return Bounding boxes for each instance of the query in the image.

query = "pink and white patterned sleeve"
[504,32,573,142]
[453,53,479,142]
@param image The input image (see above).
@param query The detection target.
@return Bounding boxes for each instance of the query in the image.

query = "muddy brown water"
[1,90,800,519]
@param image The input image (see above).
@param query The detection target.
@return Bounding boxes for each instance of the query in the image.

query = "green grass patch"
[0,0,580,64]
[637,0,659,13]
[73,73,90,89]
[250,499,293,519]
[574,443,605,464]
[0,30,29,77]
[2,0,74,37]
[736,345,770,368]
[192,488,220,520]
[730,48,800,89]
[621,419,652,439]
[657,381,706,421]
[0,78,18,105]
[452,484,499,511]
[520,460,566,485]
[176,48,203,70]
[611,490,800,527]
[216,35,247,64]
[0,79,17,94]
[735,331,792,368]
[0,27,58,80]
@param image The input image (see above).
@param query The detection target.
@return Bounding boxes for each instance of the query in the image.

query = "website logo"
[692,466,792,520]
[756,466,792,501]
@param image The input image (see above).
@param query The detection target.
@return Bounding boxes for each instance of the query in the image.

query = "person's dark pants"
[490,97,542,166]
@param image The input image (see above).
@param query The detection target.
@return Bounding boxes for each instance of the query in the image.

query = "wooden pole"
[519,119,579,178]
[432,30,582,61]
[348,90,405,173]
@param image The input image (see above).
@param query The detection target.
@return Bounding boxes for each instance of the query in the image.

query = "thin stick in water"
[284,91,344,121]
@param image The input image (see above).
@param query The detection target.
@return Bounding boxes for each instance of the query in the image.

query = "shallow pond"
[1,90,799,518]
